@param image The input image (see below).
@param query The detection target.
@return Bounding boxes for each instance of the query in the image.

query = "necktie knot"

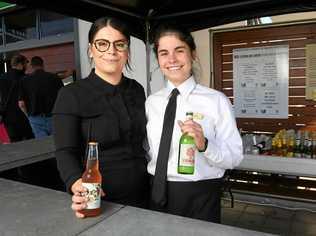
[170,88,179,98]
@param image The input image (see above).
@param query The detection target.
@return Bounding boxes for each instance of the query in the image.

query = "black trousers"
[101,158,150,209]
[150,177,222,223]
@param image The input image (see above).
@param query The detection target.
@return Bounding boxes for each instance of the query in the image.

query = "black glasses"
[93,39,129,52]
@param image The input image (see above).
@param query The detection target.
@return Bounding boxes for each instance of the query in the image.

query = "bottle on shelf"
[271,137,277,155]
[293,130,301,158]
[276,136,283,156]
[311,131,316,159]
[286,135,294,157]
[303,131,312,159]
[251,135,260,155]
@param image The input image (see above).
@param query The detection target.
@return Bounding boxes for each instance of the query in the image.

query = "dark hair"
[152,23,196,58]
[10,54,28,67]
[88,17,132,71]
[30,56,44,67]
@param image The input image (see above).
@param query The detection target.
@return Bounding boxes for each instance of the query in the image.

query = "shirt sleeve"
[202,94,243,170]
[52,87,83,193]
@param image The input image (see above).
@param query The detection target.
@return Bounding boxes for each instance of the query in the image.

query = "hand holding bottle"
[71,178,88,218]
[71,178,105,218]
[177,119,206,151]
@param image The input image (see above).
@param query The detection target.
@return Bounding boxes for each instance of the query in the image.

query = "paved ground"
[221,199,316,236]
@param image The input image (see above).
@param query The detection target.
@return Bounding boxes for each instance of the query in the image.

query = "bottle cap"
[88,141,98,145]
[186,112,193,120]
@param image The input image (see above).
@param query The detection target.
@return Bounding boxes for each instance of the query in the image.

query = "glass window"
[40,10,73,37]
[4,10,37,43]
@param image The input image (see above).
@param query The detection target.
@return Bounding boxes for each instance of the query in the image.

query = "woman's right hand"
[71,178,88,218]
[70,178,106,218]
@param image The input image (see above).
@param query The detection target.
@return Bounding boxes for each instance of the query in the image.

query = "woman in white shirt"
[146,23,243,223]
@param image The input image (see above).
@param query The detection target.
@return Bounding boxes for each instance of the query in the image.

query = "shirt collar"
[165,76,196,99]
[88,69,125,96]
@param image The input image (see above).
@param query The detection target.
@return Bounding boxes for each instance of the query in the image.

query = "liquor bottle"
[276,137,283,156]
[286,136,294,157]
[312,131,316,159]
[271,138,277,155]
[303,131,312,159]
[79,142,102,217]
[281,135,288,157]
[253,135,266,154]
[178,112,196,174]
[251,135,260,155]
[293,131,302,158]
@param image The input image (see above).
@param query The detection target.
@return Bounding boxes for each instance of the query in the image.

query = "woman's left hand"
[178,119,206,151]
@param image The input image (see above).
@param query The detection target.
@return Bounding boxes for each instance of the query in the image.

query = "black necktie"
[151,88,179,207]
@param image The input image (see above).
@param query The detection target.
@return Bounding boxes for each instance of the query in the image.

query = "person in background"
[0,54,34,142]
[17,56,64,190]
[19,56,63,138]
[52,17,149,218]
[0,54,34,181]
[146,23,243,223]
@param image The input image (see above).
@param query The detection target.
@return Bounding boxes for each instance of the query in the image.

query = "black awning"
[4,0,316,40]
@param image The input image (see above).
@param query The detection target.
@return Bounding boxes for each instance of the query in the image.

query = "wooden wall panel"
[213,22,316,133]
[20,43,75,74]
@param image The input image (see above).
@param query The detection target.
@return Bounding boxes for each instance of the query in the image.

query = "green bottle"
[178,112,195,174]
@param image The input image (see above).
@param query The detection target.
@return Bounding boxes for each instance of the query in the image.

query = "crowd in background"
[0,53,67,191]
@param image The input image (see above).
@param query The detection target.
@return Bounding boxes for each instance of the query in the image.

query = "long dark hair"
[88,17,132,71]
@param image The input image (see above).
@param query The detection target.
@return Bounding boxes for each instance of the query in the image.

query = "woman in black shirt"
[53,17,149,218]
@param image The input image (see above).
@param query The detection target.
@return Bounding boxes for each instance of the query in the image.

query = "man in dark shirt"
[0,54,34,182]
[18,56,65,191]
[19,56,63,138]
[0,54,34,142]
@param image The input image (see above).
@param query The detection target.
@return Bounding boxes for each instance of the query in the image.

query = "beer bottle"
[303,131,312,159]
[276,138,283,156]
[271,137,277,155]
[178,112,196,174]
[286,136,294,157]
[293,130,302,158]
[312,131,316,159]
[79,142,102,217]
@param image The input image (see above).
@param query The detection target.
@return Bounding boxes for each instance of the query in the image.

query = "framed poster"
[233,45,289,118]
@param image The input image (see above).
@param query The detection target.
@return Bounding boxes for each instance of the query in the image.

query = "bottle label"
[82,183,101,209]
[179,144,195,167]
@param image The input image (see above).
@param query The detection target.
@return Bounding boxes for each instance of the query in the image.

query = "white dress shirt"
[146,76,243,181]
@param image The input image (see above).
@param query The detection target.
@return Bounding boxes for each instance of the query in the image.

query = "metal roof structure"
[5,0,316,40]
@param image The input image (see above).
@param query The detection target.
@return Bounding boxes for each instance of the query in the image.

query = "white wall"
[123,37,148,95]
[77,19,92,79]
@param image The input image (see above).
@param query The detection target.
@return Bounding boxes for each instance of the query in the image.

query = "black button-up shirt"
[53,70,147,194]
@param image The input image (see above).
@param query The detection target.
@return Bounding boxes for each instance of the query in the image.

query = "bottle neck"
[186,113,193,121]
[86,144,99,168]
